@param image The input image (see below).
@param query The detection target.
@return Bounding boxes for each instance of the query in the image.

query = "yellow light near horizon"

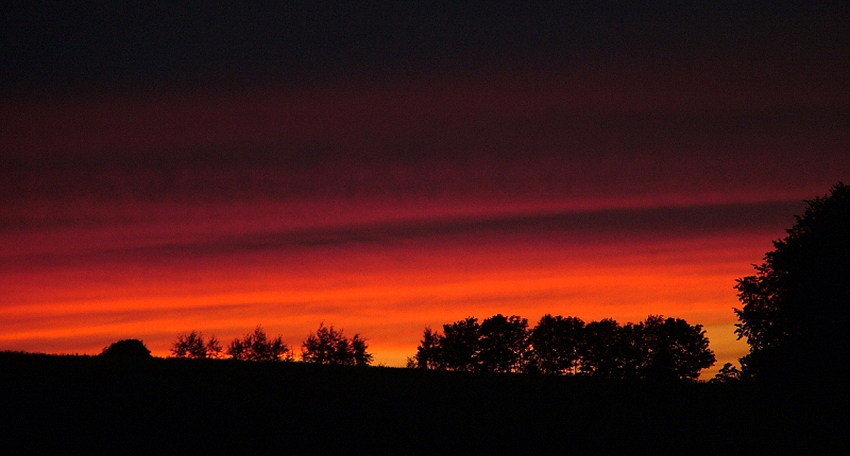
[0,209,775,384]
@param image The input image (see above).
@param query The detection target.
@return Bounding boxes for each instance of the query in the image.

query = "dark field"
[1,352,845,454]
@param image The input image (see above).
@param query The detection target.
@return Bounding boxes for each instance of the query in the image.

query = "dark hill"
[0,351,845,454]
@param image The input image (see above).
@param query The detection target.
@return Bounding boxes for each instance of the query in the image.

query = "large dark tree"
[579,319,635,379]
[734,183,850,382]
[529,315,585,375]
[438,317,482,372]
[478,314,530,373]
[638,315,715,381]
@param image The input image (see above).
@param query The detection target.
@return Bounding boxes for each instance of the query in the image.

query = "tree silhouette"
[478,314,530,373]
[348,334,373,366]
[579,318,634,378]
[227,325,292,361]
[638,315,715,381]
[577,316,714,380]
[439,317,482,372]
[734,183,850,382]
[412,327,445,369]
[301,323,373,366]
[621,322,649,379]
[171,331,223,359]
[529,315,585,375]
[413,314,716,380]
[710,362,742,383]
[414,315,530,373]
[100,339,152,360]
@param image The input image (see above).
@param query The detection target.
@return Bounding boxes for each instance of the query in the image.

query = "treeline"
[408,314,716,381]
[105,314,716,380]
[168,323,373,366]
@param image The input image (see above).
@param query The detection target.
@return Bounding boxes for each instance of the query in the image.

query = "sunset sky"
[2,2,849,375]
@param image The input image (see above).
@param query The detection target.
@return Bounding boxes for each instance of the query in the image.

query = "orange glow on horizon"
[4,73,843,380]
[1,220,773,378]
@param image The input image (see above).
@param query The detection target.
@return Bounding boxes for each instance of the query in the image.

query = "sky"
[2,2,849,375]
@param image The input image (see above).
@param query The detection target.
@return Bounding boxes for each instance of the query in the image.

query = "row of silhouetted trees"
[408,314,716,381]
[164,314,715,380]
[165,315,715,380]
[98,184,849,383]
[170,324,373,366]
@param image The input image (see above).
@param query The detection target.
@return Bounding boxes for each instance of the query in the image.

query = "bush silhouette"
[100,339,152,359]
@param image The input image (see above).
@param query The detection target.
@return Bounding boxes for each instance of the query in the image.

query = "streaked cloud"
[2,2,848,378]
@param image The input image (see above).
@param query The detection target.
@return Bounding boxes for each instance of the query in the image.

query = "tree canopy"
[171,331,222,359]
[710,363,742,383]
[639,315,716,381]
[478,314,530,373]
[301,323,373,366]
[412,313,715,380]
[579,318,638,379]
[411,326,445,370]
[528,314,585,375]
[166,324,375,365]
[413,315,531,373]
[734,182,850,382]
[226,326,292,361]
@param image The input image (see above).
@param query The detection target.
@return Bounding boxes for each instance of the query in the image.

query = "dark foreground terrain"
[1,352,846,454]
